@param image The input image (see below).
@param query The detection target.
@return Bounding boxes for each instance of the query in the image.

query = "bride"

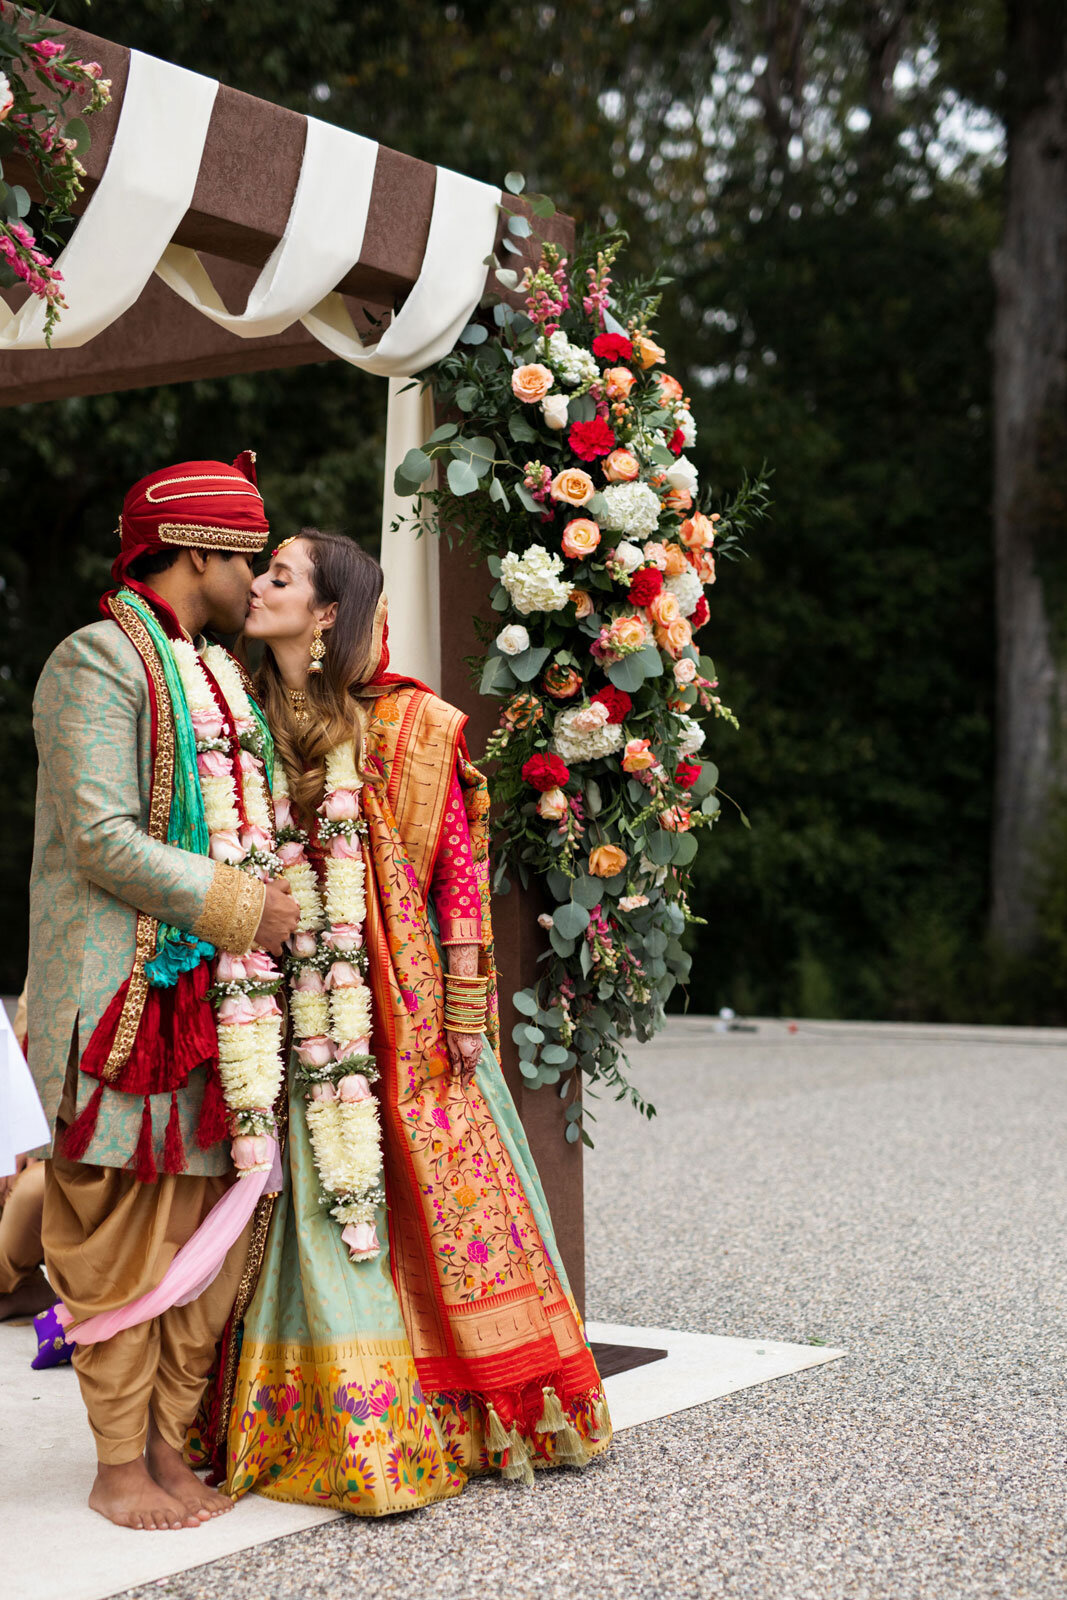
[214,528,611,1514]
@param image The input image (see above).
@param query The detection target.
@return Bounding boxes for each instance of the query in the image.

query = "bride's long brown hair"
[255,529,385,818]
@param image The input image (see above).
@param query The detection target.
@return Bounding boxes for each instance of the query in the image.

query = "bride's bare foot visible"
[0,1270,59,1321]
[88,1458,198,1530]
[146,1415,234,1521]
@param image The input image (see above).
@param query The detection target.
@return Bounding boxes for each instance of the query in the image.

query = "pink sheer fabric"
[56,1138,280,1344]
[430,766,482,947]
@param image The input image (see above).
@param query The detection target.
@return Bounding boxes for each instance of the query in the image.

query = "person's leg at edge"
[0,1162,58,1319]
[144,1215,254,1520]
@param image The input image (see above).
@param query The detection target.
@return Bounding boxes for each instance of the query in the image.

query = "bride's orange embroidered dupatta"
[362,684,609,1447]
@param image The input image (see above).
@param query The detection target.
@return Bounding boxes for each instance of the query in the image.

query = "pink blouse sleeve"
[431,766,483,947]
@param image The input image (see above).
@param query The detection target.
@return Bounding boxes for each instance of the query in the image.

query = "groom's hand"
[255,877,300,954]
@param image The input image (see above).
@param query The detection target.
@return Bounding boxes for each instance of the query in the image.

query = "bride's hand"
[446,1030,481,1087]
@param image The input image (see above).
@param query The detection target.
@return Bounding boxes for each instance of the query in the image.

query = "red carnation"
[591,685,632,725]
[627,566,664,606]
[690,596,710,631]
[592,332,634,364]
[522,752,570,792]
[667,427,685,456]
[568,416,616,461]
[675,760,702,790]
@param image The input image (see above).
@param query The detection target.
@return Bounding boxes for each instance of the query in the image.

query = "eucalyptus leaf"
[459,322,489,344]
[528,195,556,219]
[673,832,699,866]
[487,553,503,577]
[504,171,525,194]
[508,645,550,683]
[584,779,602,816]
[647,830,675,865]
[519,1060,540,1079]
[546,869,571,902]
[549,928,576,959]
[541,1044,569,1065]
[521,1024,545,1045]
[568,393,597,423]
[494,268,520,290]
[571,874,603,910]
[565,1123,581,1143]
[553,902,591,939]
[489,477,510,509]
[479,655,515,695]
[455,384,478,411]
[512,990,539,1017]
[398,446,432,484]
[427,421,459,443]
[447,458,480,496]
[515,482,542,514]
[507,213,533,237]
[508,413,538,443]
[606,654,648,693]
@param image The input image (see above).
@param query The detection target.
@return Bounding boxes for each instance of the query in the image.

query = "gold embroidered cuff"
[194,864,265,954]
[439,918,483,947]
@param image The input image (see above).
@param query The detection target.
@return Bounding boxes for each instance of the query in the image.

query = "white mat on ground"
[0,1318,843,1600]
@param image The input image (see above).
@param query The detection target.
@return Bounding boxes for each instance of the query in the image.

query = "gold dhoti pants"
[43,1157,251,1464]
[0,1161,45,1292]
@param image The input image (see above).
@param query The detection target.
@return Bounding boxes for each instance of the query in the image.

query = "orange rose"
[648,591,681,628]
[679,512,716,550]
[693,550,717,585]
[608,613,648,652]
[543,663,583,700]
[602,448,641,484]
[633,334,666,369]
[659,806,693,832]
[663,542,688,577]
[621,738,656,773]
[655,617,694,659]
[656,373,684,403]
[588,843,628,877]
[511,363,554,403]
[663,486,693,513]
[570,588,594,619]
[561,517,601,559]
[551,467,596,507]
[604,366,636,400]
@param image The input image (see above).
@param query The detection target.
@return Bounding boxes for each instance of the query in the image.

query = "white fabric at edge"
[0,51,218,349]
[154,118,379,338]
[302,165,499,378]
[379,378,440,692]
[0,1004,49,1175]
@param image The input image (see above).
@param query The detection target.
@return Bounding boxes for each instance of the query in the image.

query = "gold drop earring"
[309,624,326,674]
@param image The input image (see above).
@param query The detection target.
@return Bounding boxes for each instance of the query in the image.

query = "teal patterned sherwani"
[28,620,264,1174]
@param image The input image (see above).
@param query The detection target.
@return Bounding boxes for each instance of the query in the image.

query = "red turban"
[112,450,269,584]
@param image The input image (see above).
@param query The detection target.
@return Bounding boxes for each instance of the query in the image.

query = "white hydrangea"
[598,481,664,540]
[676,405,697,448]
[674,713,705,757]
[665,566,704,617]
[543,330,598,388]
[500,545,572,615]
[552,706,626,765]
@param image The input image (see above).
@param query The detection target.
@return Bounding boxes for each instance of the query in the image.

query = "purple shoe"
[30,1304,74,1370]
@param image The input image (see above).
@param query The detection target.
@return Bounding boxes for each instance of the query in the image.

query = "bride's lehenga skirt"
[224,1038,611,1515]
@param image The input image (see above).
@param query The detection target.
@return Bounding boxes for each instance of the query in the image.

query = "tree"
[989,0,1067,955]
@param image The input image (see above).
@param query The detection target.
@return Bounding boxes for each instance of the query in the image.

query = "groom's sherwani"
[28,453,270,1466]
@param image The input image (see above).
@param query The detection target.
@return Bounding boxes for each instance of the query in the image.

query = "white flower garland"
[274,743,384,1261]
[170,641,286,1166]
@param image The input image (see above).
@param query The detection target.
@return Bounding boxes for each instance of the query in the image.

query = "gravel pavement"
[115,1018,1067,1600]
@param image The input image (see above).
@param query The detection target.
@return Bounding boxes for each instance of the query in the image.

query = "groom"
[27,454,299,1531]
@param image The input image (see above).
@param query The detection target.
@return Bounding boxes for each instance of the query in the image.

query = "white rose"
[665,456,699,498]
[673,657,698,685]
[541,393,569,431]
[496,623,531,656]
[676,406,697,448]
[614,541,644,575]
[0,72,12,123]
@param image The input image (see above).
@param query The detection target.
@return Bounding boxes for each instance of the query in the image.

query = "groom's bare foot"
[0,1270,59,1320]
[146,1416,234,1521]
[89,1458,198,1530]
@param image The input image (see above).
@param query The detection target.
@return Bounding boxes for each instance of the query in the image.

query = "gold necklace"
[288,686,311,727]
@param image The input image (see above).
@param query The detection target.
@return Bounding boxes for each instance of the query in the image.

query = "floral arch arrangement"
[395,178,769,1141]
